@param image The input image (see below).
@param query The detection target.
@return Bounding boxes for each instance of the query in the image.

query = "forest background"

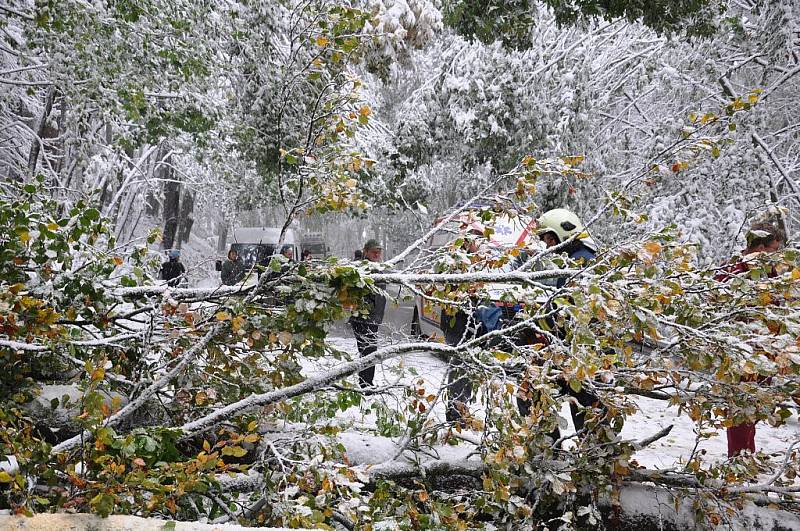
[2,0,800,529]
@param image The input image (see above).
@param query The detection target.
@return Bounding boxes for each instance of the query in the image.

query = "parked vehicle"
[215,227,300,273]
[300,232,329,259]
[410,210,551,340]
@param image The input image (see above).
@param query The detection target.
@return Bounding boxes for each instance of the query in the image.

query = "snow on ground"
[320,332,800,472]
[0,513,307,530]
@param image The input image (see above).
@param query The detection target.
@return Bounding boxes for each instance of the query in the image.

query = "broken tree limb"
[51,323,222,455]
[633,424,673,450]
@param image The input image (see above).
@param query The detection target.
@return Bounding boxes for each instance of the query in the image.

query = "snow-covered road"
[320,332,800,472]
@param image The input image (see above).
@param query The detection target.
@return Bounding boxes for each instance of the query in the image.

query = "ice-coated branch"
[370,269,581,284]
[632,424,673,450]
[179,313,549,439]
[752,132,800,199]
[365,457,486,481]
[111,284,253,299]
[51,324,222,455]
[177,339,448,439]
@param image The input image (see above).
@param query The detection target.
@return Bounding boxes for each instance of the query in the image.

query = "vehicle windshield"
[230,243,276,267]
[304,243,326,255]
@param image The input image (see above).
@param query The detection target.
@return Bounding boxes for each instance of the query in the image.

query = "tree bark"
[162,152,180,250]
[27,86,55,179]
[177,190,195,245]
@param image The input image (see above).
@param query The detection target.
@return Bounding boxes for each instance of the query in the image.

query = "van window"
[231,243,276,267]
[304,243,327,255]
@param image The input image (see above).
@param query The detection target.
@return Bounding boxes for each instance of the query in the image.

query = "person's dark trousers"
[517,380,607,442]
[350,319,379,387]
[443,310,473,423]
[446,359,473,423]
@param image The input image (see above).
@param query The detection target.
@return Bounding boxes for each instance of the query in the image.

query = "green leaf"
[569,379,582,393]
[90,492,116,517]
[84,208,100,221]
[221,445,247,457]
[0,471,13,483]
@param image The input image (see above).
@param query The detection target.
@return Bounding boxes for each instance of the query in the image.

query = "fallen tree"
[3,165,800,529]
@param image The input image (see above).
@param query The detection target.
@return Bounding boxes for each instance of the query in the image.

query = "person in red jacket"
[716,218,786,457]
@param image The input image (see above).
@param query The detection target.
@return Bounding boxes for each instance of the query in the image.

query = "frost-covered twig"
[51,324,222,455]
[632,424,673,450]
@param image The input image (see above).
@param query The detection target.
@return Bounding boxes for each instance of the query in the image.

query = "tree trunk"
[27,86,56,179]
[217,222,228,253]
[162,152,180,250]
[177,190,195,245]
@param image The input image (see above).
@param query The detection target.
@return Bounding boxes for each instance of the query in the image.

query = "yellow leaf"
[195,391,208,405]
[359,105,371,117]
[791,268,800,280]
[47,223,59,231]
[113,256,123,266]
[344,178,357,189]
[561,155,584,166]
[18,231,29,243]
[493,351,511,361]
[231,316,245,331]
[221,445,247,457]
[644,241,661,256]
[91,367,105,382]
[0,471,13,483]
[215,311,230,322]
[316,36,329,47]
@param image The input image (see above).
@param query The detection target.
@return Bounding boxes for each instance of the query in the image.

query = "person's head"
[227,248,238,261]
[536,208,585,248]
[363,239,382,262]
[281,245,294,259]
[168,249,181,260]
[301,249,312,261]
[745,221,786,254]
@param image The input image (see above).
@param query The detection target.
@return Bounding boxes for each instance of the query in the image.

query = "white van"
[222,227,300,270]
[300,232,329,259]
[410,211,549,340]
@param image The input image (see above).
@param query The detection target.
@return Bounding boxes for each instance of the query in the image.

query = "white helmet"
[536,209,597,251]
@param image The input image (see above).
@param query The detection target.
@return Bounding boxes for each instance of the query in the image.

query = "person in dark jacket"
[517,209,608,442]
[161,249,186,287]
[349,239,386,387]
[716,217,786,457]
[535,208,597,287]
[221,248,245,285]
